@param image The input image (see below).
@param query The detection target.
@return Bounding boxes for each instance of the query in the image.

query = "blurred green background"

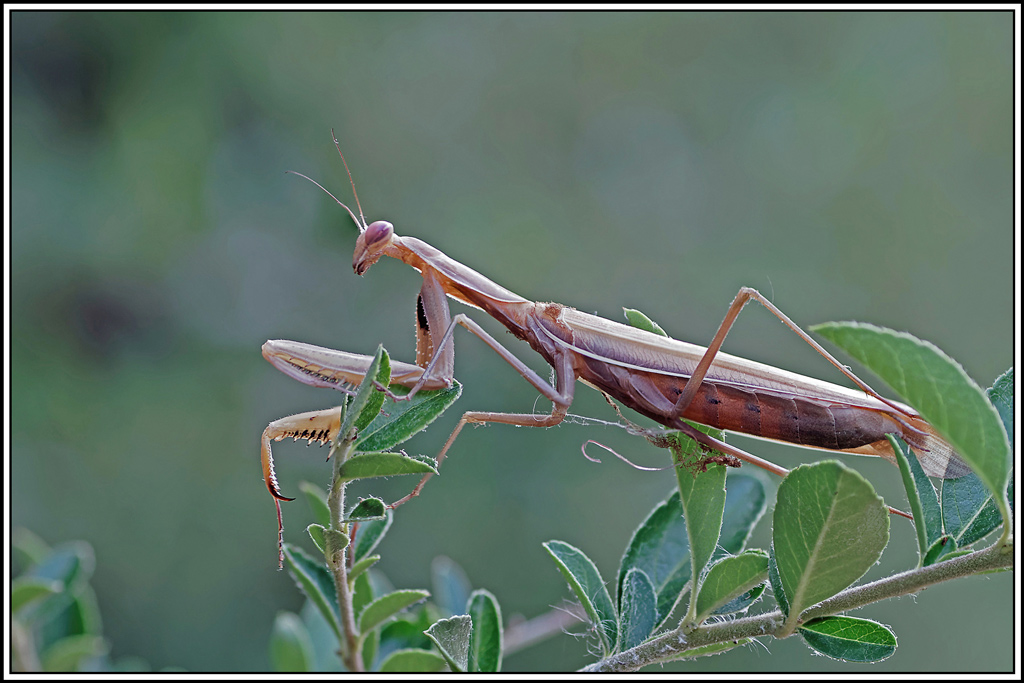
[11,11,1013,672]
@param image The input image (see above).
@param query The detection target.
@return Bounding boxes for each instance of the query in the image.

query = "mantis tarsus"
[261,136,969,535]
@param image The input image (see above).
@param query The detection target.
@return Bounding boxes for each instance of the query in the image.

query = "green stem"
[326,436,362,672]
[581,540,1013,673]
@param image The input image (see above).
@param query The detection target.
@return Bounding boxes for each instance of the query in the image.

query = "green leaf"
[617,491,691,630]
[338,346,389,442]
[362,625,380,672]
[269,611,314,672]
[768,546,788,617]
[694,550,769,624]
[986,368,1013,446]
[298,482,331,528]
[618,568,658,651]
[940,369,1016,547]
[41,634,108,672]
[941,470,1004,545]
[355,348,391,432]
[359,590,431,634]
[357,381,462,452]
[350,571,374,634]
[673,431,727,623]
[13,527,52,569]
[306,524,326,555]
[467,589,502,672]
[378,648,448,672]
[298,600,344,672]
[12,576,62,614]
[346,497,387,522]
[424,615,473,673]
[922,535,957,566]
[348,555,380,585]
[623,307,668,336]
[282,544,340,640]
[712,583,766,615]
[799,616,897,662]
[26,541,94,589]
[718,474,767,556]
[338,452,437,482]
[543,540,618,656]
[811,322,1010,500]
[352,510,393,564]
[772,461,889,627]
[378,606,436,655]
[889,435,942,561]
[432,556,473,618]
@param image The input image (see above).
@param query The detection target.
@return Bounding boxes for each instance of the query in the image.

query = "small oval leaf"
[348,555,380,585]
[768,546,788,617]
[338,346,388,441]
[269,611,314,672]
[718,474,768,556]
[467,589,503,672]
[673,432,727,622]
[338,452,437,482]
[772,461,889,625]
[357,382,462,452]
[623,307,668,336]
[346,497,387,522]
[358,589,430,634]
[811,322,1010,499]
[378,648,448,672]
[711,583,765,616]
[888,435,942,560]
[617,491,691,630]
[941,472,1005,548]
[543,540,618,656]
[424,614,473,673]
[282,544,340,640]
[694,550,768,624]
[12,576,62,614]
[354,349,391,432]
[799,615,897,662]
[298,482,331,528]
[618,568,658,651]
[305,524,326,555]
[922,535,957,566]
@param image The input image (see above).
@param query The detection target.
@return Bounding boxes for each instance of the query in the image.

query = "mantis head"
[353,220,395,275]
[290,132,399,276]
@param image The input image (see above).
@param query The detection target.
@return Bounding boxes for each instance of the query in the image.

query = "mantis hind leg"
[388,404,570,509]
[672,287,910,418]
[389,351,578,509]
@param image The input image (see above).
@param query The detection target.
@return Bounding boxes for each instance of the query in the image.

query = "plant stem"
[581,539,1013,673]
[326,437,363,672]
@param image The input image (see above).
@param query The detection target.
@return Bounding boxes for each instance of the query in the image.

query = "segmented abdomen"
[681,381,902,450]
[577,356,902,450]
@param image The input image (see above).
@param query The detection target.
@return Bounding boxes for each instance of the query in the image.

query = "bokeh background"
[10,10,1014,673]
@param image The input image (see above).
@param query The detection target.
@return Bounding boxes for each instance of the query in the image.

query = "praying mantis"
[261,136,969,523]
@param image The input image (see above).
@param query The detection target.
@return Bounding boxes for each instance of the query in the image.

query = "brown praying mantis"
[261,137,970,526]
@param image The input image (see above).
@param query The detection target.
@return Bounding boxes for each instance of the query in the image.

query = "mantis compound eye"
[364,220,394,245]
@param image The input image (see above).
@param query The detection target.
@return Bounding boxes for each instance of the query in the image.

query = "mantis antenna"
[284,129,369,233]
